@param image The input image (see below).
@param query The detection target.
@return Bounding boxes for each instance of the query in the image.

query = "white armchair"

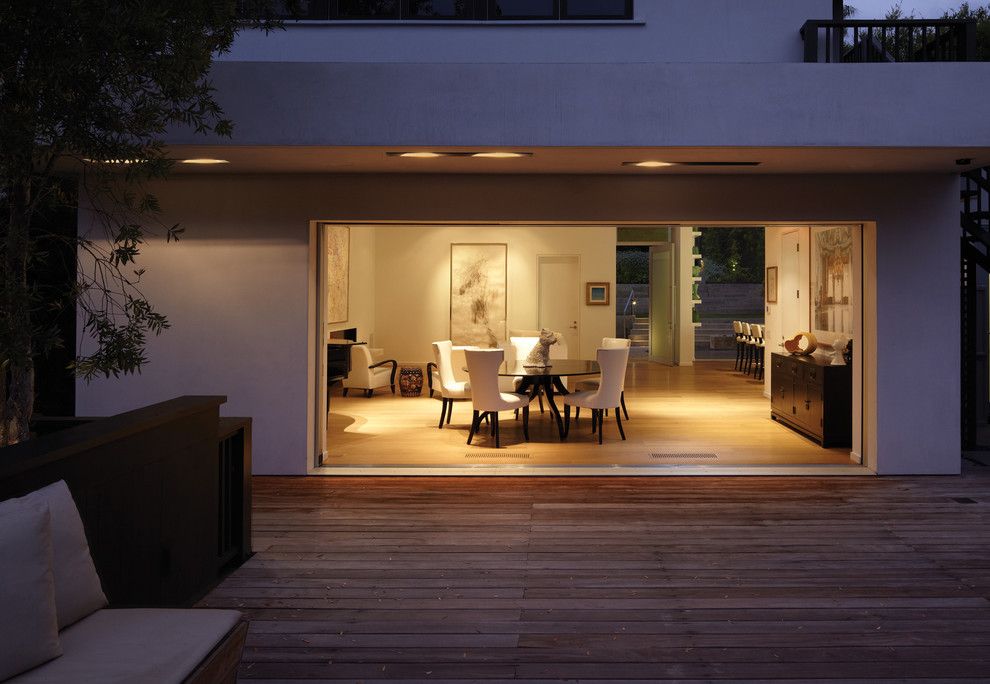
[342,344,397,397]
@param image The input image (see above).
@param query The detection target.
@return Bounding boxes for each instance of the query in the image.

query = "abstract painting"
[450,243,507,347]
[324,225,349,324]
[810,225,854,336]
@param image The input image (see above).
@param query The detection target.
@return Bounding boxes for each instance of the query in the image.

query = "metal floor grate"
[465,452,531,459]
[649,452,719,461]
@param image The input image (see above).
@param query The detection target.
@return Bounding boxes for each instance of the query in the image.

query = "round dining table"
[496,359,600,440]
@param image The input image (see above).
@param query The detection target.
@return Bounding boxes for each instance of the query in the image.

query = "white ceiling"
[163,145,988,175]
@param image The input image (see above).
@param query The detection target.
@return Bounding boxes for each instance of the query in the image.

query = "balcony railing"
[802,19,977,63]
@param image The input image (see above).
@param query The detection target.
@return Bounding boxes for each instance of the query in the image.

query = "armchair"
[342,344,397,397]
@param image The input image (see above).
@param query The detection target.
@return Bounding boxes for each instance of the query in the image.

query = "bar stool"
[733,321,745,371]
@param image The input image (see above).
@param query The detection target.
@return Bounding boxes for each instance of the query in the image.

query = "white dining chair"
[562,347,630,444]
[575,337,631,419]
[431,340,472,429]
[465,349,533,448]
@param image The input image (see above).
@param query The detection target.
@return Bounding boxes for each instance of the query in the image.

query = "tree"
[0,1,291,446]
[943,3,990,60]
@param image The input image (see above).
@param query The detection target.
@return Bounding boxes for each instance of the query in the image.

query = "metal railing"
[801,19,977,63]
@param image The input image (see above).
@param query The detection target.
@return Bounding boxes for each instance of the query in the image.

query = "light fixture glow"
[180,158,230,165]
[83,158,143,165]
[472,152,529,159]
[624,161,675,168]
[398,152,446,158]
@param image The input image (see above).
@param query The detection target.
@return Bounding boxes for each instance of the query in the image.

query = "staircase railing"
[621,288,636,338]
[802,19,977,63]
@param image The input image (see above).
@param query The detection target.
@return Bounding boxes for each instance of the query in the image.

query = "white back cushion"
[0,500,62,680]
[13,481,107,628]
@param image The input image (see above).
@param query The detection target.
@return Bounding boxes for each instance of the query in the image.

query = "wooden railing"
[802,19,977,63]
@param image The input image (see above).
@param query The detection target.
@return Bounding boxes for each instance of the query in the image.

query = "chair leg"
[490,413,496,436]
[615,406,626,441]
[342,388,349,397]
[538,393,545,414]
[598,410,604,445]
[591,409,598,434]
[515,408,519,420]
[438,398,448,429]
[575,406,581,423]
[366,389,373,398]
[522,405,530,441]
[494,413,501,449]
[447,401,453,425]
[467,410,480,445]
[620,391,629,420]
[563,404,571,438]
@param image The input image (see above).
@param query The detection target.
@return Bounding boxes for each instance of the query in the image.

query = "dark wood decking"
[201,469,990,681]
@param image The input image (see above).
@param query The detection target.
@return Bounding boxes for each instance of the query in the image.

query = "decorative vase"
[783,332,818,356]
[399,367,424,397]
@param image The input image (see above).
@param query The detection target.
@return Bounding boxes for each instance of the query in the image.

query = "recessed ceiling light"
[180,158,229,165]
[623,161,676,168]
[394,152,447,158]
[471,152,531,159]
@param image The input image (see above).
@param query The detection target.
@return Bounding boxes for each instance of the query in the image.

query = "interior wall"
[764,226,811,397]
[326,225,376,343]
[74,173,959,476]
[370,225,616,364]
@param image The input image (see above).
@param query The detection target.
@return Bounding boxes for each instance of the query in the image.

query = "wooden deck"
[202,469,990,681]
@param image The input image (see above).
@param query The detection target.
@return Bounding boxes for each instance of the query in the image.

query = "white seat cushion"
[11,608,242,684]
[562,390,599,409]
[11,481,107,628]
[0,501,62,681]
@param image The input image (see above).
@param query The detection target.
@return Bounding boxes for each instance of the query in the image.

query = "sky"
[848,0,973,17]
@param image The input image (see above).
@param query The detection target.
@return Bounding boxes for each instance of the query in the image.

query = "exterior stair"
[629,316,650,348]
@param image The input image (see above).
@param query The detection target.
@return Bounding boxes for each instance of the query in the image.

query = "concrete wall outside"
[75,172,960,476]
[224,0,829,64]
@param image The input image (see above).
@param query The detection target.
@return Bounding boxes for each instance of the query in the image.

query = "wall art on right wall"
[810,225,854,336]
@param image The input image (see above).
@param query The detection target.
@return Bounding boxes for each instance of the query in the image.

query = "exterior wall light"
[623,161,676,168]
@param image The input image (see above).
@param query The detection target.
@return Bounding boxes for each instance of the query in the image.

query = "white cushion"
[12,481,107,628]
[10,608,242,684]
[0,500,62,681]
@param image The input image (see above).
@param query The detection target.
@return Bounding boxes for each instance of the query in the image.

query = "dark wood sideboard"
[770,352,852,448]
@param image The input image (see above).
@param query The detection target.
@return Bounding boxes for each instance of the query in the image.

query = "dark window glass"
[563,0,630,18]
[490,0,556,19]
[337,0,400,17]
[406,0,472,18]
[237,0,331,20]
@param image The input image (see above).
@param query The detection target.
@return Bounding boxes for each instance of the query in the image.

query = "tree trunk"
[1,178,36,447]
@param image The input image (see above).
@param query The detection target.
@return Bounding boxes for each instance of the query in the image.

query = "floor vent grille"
[465,452,531,460]
[649,452,719,461]
[953,497,978,504]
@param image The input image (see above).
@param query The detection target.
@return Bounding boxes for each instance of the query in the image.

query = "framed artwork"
[765,266,778,304]
[450,243,507,347]
[586,282,610,305]
[324,225,349,324]
[810,225,854,336]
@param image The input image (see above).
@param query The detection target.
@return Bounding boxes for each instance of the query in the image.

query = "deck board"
[202,471,990,680]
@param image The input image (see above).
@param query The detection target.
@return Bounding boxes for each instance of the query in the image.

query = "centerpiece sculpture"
[524,329,560,368]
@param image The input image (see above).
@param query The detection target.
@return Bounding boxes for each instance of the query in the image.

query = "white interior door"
[650,245,675,364]
[538,256,581,357]
[780,229,809,344]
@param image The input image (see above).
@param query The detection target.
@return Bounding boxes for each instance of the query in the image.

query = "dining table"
[467,359,600,440]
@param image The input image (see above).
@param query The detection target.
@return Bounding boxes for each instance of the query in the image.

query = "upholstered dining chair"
[562,346,630,445]
[575,337,630,419]
[342,344,397,397]
[465,349,533,448]
[430,340,472,429]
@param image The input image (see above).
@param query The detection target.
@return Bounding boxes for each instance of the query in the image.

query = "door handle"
[569,321,578,330]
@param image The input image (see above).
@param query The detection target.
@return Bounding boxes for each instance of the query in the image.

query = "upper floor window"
[250,0,632,21]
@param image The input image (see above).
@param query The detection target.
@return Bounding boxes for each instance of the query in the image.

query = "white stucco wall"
[167,61,990,150]
[223,1,829,64]
[76,172,960,475]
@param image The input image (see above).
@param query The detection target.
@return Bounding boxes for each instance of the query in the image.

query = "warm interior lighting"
[471,152,530,159]
[397,152,446,158]
[83,158,142,165]
[180,158,230,165]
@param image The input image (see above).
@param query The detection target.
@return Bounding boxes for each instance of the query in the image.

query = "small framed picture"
[765,266,778,304]
[586,282,610,306]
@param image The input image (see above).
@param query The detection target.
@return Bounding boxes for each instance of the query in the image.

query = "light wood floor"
[324,360,854,468]
[202,470,990,681]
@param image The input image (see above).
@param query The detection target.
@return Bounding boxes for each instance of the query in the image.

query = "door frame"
[537,254,582,358]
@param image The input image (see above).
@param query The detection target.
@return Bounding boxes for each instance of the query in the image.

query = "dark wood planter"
[0,396,252,608]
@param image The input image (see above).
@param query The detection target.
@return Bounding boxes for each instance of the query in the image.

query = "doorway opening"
[314,223,867,474]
